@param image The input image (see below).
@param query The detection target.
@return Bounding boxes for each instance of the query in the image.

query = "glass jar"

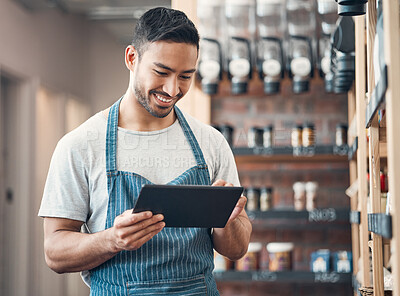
[219,124,234,146]
[293,182,306,211]
[291,125,303,148]
[335,123,348,147]
[260,187,273,211]
[263,125,274,148]
[248,127,264,148]
[302,123,315,147]
[246,187,260,211]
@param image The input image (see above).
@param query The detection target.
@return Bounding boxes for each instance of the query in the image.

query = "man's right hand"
[110,210,165,252]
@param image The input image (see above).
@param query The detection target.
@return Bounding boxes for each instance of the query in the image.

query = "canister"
[248,127,264,148]
[246,187,260,211]
[266,242,294,271]
[236,242,263,271]
[263,125,274,148]
[291,125,303,147]
[260,187,273,211]
[302,122,315,147]
[335,123,348,147]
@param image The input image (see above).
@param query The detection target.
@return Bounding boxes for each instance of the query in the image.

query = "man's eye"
[180,75,191,80]
[154,70,167,76]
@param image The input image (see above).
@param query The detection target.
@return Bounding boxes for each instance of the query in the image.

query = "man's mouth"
[154,93,173,104]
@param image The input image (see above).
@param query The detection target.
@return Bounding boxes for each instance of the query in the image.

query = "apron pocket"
[126,274,207,296]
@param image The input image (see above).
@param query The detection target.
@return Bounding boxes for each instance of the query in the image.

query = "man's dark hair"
[132,7,199,57]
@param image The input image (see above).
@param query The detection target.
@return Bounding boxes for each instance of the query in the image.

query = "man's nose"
[163,76,180,98]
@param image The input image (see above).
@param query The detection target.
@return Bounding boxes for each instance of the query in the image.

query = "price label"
[314,272,340,283]
[308,208,337,222]
[252,271,278,282]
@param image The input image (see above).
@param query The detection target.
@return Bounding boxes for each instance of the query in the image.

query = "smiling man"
[39,7,251,296]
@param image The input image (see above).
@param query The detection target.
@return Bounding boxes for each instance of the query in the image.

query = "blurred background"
[0,0,357,295]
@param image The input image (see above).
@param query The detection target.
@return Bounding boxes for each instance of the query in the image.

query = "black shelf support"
[232,145,348,157]
[348,137,358,161]
[349,211,361,224]
[366,65,388,128]
[368,213,392,239]
[213,271,352,284]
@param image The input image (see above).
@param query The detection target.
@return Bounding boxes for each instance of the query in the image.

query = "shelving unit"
[173,1,353,294]
[348,0,400,295]
[213,270,352,284]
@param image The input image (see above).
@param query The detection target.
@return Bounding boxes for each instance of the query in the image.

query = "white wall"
[0,0,130,295]
[0,0,128,113]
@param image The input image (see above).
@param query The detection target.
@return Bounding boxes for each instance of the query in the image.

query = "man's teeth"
[155,94,172,103]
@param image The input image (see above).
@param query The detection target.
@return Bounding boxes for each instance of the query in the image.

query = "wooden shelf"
[213,271,352,284]
[365,65,388,128]
[233,145,349,164]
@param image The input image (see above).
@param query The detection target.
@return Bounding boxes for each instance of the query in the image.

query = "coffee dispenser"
[286,0,315,93]
[335,0,368,16]
[225,0,256,94]
[317,0,338,92]
[197,0,224,94]
[256,0,285,94]
[331,16,355,93]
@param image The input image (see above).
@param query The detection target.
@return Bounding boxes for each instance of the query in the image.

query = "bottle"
[260,187,273,211]
[263,125,274,148]
[246,187,260,211]
[302,123,315,147]
[291,125,303,148]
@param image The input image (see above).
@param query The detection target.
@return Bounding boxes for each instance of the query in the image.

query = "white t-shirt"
[38,110,240,233]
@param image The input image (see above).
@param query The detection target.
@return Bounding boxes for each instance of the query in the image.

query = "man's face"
[132,41,198,118]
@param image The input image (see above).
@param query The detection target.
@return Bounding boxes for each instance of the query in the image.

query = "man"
[39,7,251,295]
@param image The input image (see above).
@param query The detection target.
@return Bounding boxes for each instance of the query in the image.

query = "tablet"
[132,184,243,228]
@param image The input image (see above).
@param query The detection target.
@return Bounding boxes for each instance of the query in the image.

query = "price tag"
[252,271,278,282]
[308,208,337,222]
[314,272,340,283]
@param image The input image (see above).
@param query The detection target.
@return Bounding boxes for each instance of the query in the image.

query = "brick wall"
[210,75,352,295]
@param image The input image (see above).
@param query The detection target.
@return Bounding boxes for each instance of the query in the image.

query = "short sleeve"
[38,134,89,222]
[209,129,241,187]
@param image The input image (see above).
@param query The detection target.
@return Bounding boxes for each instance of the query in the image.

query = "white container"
[267,242,294,271]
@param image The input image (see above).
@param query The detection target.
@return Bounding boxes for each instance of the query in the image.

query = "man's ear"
[125,45,138,71]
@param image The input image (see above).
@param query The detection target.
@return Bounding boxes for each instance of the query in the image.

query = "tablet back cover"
[132,185,243,228]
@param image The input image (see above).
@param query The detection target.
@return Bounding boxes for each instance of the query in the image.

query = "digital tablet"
[132,184,243,228]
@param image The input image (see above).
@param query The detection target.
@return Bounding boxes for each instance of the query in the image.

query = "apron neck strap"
[105,97,122,172]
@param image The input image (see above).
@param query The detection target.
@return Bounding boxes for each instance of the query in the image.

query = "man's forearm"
[44,229,118,273]
[212,214,252,261]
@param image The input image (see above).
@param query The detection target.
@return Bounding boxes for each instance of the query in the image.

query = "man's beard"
[133,79,182,119]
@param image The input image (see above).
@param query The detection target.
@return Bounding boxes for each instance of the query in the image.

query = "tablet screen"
[132,184,243,228]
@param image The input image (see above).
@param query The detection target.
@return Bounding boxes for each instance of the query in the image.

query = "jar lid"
[248,242,263,253]
[246,187,261,193]
[219,124,234,131]
[303,122,314,129]
[293,182,306,191]
[293,125,303,130]
[266,242,294,253]
[305,181,318,191]
[336,123,348,129]
[249,126,264,132]
[263,125,274,131]
[260,187,273,193]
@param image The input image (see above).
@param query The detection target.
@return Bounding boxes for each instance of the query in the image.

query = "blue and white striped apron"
[89,98,219,295]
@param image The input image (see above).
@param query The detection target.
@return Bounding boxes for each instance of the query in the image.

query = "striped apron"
[89,98,218,295]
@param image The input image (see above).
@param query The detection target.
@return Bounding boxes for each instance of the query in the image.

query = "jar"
[214,251,234,271]
[246,187,260,211]
[219,124,234,146]
[305,181,318,211]
[335,123,348,147]
[248,127,264,148]
[293,182,306,211]
[291,125,303,147]
[236,242,262,271]
[302,122,315,147]
[263,125,274,148]
[260,187,273,211]
[266,242,294,271]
